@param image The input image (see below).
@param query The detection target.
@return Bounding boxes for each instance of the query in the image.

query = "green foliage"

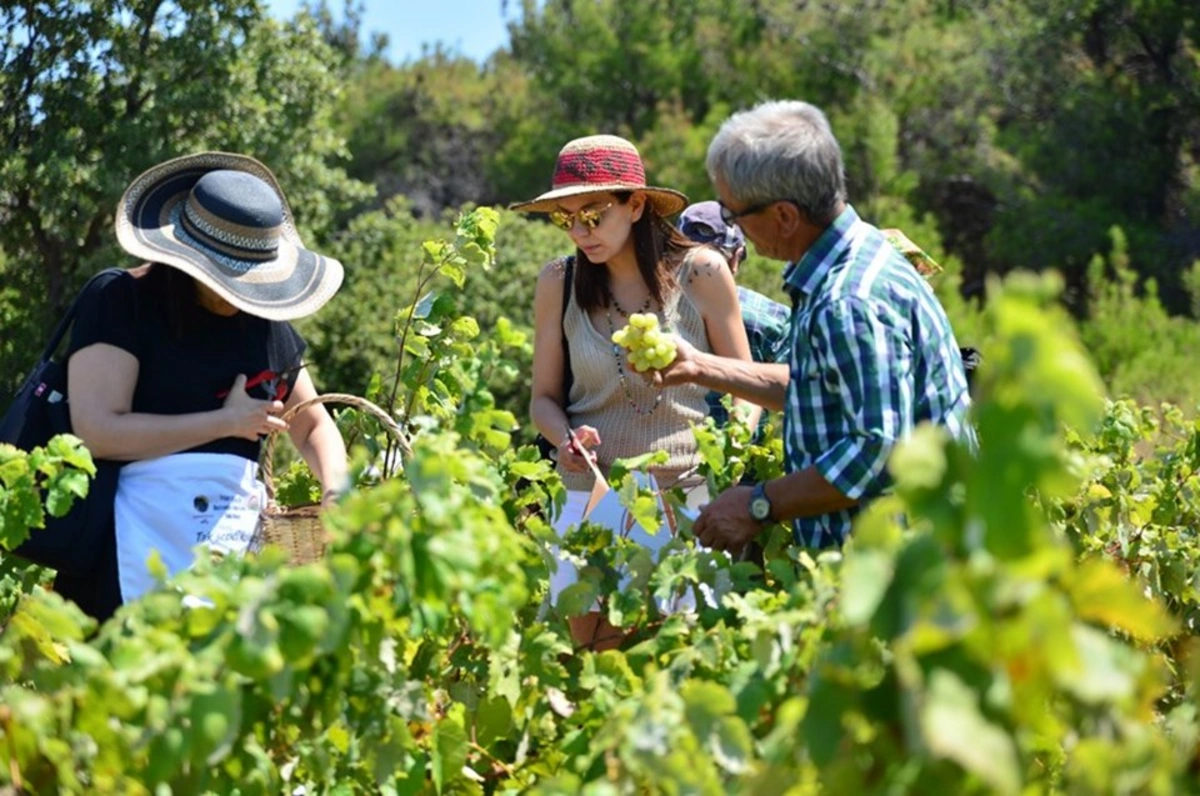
[982,0,1200,302]
[0,436,95,553]
[2,218,1198,794]
[1079,228,1200,408]
[791,272,1183,792]
[339,51,513,214]
[299,201,560,437]
[1056,399,1200,634]
[328,0,1200,409]
[0,451,533,793]
[0,435,95,623]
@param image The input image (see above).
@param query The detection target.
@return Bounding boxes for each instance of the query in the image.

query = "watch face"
[751,497,770,521]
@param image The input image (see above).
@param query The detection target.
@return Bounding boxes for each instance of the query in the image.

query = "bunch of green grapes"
[611,312,677,372]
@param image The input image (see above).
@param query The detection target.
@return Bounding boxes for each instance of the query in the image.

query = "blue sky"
[265,0,518,63]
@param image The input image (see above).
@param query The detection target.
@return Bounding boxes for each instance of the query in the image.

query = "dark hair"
[140,263,243,338]
[573,191,697,313]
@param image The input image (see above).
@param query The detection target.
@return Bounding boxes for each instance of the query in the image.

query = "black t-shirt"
[66,269,307,461]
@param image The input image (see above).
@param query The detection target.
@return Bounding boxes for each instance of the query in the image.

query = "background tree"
[979,0,1200,309]
[4,0,1199,410]
[340,51,517,217]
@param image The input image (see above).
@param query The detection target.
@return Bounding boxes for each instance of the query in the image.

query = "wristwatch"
[749,482,774,523]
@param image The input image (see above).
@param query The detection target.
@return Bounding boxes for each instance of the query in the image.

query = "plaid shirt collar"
[782,205,861,300]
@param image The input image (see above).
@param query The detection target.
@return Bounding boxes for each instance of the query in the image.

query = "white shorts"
[544,480,728,616]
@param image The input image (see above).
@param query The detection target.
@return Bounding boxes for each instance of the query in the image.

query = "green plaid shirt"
[782,206,975,548]
[706,286,790,433]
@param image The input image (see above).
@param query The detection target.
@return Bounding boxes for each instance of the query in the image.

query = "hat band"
[175,206,278,270]
[552,149,646,190]
[180,200,280,261]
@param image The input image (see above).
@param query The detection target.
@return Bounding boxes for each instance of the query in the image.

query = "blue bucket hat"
[115,152,344,321]
[677,200,745,254]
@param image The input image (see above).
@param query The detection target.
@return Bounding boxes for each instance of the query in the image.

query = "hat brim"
[115,152,344,322]
[882,228,943,278]
[510,183,688,218]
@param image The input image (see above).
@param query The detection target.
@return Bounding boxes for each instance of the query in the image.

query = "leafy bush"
[1079,228,1200,408]
[0,435,95,620]
[300,202,562,436]
[2,215,1198,793]
[0,436,95,553]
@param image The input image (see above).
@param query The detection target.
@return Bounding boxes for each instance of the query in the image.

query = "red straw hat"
[510,135,688,217]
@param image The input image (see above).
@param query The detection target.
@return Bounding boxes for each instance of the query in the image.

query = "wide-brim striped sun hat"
[509,135,688,217]
[115,152,344,321]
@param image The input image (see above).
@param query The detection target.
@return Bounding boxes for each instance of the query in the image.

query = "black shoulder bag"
[534,256,575,460]
[0,269,125,575]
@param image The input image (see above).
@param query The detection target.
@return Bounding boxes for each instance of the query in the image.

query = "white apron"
[114,452,264,602]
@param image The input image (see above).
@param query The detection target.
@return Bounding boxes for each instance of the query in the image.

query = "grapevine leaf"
[921,669,1020,795]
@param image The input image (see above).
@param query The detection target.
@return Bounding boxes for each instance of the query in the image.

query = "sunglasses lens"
[550,202,611,232]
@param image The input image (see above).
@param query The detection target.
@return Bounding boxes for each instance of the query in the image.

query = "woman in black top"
[59,153,348,621]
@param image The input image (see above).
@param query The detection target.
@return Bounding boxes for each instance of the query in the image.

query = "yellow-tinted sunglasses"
[548,201,615,232]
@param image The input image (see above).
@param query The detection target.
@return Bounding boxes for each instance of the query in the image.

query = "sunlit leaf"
[840,549,894,626]
[432,710,469,795]
[1070,558,1179,642]
[921,669,1020,795]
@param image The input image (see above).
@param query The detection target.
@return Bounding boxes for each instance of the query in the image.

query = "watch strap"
[750,482,773,522]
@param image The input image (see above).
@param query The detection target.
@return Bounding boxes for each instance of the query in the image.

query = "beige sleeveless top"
[560,251,711,492]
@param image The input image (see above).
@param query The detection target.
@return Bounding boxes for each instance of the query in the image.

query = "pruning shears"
[216,362,307,401]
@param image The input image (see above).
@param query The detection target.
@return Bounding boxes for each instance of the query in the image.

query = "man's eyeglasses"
[549,202,615,232]
[719,198,795,226]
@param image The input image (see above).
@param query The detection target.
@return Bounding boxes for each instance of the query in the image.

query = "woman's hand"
[222,374,289,441]
[321,487,345,510]
[70,342,275,461]
[283,367,350,509]
[557,425,601,473]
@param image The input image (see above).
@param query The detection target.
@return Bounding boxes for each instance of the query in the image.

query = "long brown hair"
[573,191,697,313]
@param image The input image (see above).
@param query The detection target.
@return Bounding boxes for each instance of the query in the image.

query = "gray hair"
[706,100,847,226]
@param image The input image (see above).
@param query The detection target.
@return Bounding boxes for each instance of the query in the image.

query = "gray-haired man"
[657,100,975,554]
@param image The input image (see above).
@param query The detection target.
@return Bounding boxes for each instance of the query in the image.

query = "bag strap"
[561,256,575,400]
[40,268,127,364]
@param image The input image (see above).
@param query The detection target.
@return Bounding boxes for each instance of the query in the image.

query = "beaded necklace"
[604,290,664,416]
[605,288,652,319]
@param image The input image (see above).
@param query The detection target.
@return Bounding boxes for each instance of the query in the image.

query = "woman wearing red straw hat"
[55,152,349,622]
[513,134,757,649]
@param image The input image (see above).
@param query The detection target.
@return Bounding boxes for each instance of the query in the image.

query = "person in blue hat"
[57,152,350,621]
[677,201,790,439]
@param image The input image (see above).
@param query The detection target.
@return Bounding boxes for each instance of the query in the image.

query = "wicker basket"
[255,393,409,565]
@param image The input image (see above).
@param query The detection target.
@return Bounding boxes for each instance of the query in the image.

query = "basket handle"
[261,393,411,502]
